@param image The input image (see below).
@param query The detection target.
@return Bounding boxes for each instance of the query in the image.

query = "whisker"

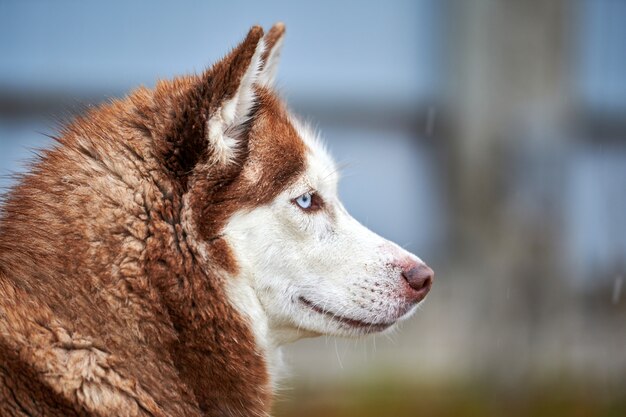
[334,339,344,369]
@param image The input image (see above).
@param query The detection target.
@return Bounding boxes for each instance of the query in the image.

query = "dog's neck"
[222,273,286,387]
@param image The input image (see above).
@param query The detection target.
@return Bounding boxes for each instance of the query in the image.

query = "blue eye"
[295,192,312,209]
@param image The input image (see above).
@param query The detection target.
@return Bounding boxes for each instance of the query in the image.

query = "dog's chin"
[297,296,414,336]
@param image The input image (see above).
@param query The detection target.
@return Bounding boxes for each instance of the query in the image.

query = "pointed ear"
[258,23,286,87]
[154,27,268,178]
[203,26,265,167]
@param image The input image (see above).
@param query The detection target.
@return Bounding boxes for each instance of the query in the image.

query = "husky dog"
[0,24,433,417]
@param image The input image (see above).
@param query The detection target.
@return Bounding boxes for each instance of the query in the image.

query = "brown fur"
[0,25,304,417]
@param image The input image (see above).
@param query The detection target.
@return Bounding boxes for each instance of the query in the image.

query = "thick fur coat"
[0,24,433,417]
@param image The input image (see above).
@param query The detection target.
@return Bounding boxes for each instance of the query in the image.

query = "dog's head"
[153,24,433,342]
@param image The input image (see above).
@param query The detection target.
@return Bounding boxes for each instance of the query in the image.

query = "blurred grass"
[273,375,626,417]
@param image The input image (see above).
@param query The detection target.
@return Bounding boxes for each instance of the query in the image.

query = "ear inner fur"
[258,22,286,87]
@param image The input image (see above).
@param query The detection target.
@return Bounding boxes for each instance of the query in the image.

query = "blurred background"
[1,0,625,415]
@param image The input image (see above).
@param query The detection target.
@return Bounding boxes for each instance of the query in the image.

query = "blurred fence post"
[443,0,571,374]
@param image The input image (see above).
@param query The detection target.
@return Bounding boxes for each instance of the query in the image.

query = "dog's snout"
[401,262,434,299]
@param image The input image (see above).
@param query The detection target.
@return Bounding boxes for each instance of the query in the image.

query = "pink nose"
[401,262,434,299]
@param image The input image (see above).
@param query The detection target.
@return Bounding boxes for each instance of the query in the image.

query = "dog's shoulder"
[0,254,204,416]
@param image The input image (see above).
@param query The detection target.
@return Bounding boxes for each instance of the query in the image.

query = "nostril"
[412,275,432,291]
[402,264,434,292]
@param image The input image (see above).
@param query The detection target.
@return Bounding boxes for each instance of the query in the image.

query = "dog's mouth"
[298,296,395,333]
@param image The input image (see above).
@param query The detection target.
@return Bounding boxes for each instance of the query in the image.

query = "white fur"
[223,122,426,384]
